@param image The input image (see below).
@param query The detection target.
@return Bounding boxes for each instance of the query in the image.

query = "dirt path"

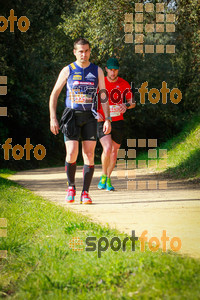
[10,166,200,259]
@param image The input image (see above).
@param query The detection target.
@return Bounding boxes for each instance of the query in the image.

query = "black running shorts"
[64,110,97,142]
[97,120,124,145]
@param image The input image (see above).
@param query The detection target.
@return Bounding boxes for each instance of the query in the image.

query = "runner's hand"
[50,118,60,135]
[118,103,127,114]
[103,120,111,135]
[97,112,104,122]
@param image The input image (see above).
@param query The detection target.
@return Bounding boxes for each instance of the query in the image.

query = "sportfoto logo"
[0,9,30,33]
[90,81,182,105]
[124,2,176,54]
[69,230,181,258]
[134,81,182,104]
[1,138,46,160]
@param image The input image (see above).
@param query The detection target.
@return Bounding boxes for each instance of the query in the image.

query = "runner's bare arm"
[49,66,69,135]
[98,67,111,134]
[97,112,104,122]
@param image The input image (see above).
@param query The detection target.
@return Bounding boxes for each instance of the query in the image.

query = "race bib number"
[70,90,93,104]
[110,105,121,117]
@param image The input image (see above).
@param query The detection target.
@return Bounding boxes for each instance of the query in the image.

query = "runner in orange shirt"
[97,57,135,191]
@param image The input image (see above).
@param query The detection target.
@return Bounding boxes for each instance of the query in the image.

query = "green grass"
[163,115,200,179]
[137,115,200,180]
[0,171,200,299]
[0,169,16,179]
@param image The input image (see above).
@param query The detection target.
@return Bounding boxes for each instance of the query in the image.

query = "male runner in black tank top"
[49,38,111,204]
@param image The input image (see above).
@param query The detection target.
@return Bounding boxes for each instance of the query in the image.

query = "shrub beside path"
[10,166,200,259]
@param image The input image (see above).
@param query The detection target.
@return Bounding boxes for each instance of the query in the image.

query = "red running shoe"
[80,191,92,204]
[65,186,76,203]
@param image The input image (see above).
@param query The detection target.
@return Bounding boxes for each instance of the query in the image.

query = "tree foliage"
[0,0,199,169]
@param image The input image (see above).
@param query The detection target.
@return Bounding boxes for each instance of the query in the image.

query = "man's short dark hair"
[74,38,91,49]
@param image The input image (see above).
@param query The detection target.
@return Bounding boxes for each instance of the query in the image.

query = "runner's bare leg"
[99,135,112,175]
[65,140,79,163]
[82,140,96,165]
[107,140,121,177]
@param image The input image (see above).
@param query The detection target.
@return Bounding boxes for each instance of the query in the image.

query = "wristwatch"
[105,116,112,122]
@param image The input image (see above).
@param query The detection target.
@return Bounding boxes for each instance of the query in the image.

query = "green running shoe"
[98,175,107,189]
[106,178,114,191]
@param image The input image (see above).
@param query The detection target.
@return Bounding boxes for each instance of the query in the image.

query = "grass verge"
[137,115,200,180]
[0,171,200,299]
[0,169,16,179]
